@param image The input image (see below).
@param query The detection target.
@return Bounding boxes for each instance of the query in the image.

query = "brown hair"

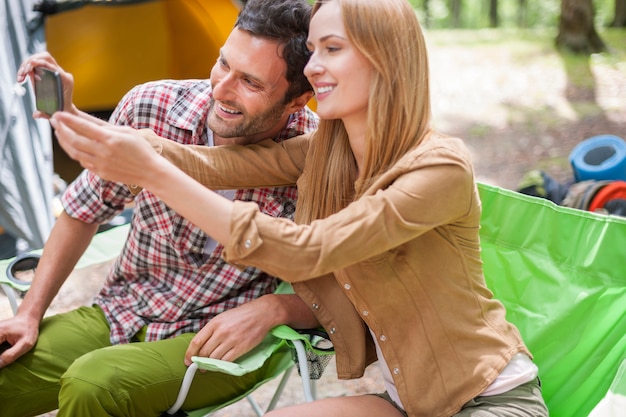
[296,0,432,224]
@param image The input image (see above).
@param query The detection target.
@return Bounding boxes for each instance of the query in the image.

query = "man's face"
[208,28,293,145]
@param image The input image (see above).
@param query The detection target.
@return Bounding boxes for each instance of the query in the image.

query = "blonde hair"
[296,0,432,224]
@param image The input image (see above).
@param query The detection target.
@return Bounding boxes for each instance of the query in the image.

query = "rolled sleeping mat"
[570,135,626,182]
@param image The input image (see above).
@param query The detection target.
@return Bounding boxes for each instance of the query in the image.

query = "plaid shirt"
[62,79,318,344]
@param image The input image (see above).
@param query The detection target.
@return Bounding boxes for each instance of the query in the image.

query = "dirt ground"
[0,30,624,416]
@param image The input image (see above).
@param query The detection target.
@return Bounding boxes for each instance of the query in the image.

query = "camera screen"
[34,68,63,116]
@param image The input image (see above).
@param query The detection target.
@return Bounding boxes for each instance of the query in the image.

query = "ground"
[0,29,624,416]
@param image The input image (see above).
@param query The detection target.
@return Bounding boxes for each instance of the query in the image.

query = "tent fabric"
[478,182,626,417]
[0,0,54,254]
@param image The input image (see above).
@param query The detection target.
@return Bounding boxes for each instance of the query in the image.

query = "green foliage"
[414,0,618,29]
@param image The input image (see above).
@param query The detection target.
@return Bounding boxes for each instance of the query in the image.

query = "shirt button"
[343,283,351,290]
[312,303,319,309]
[329,327,336,334]
[379,335,387,342]
[244,239,252,249]
[393,368,400,375]
[176,301,182,307]
[362,310,369,316]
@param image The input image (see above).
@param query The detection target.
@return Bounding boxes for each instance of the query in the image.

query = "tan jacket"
[140,131,531,417]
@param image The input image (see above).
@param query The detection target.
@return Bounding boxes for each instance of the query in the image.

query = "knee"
[58,349,121,413]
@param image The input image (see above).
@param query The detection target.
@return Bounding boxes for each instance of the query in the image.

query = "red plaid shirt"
[62,80,318,344]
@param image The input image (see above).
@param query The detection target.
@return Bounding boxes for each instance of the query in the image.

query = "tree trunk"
[518,0,528,27]
[611,0,626,27]
[555,0,607,54]
[489,0,498,27]
[450,0,462,28]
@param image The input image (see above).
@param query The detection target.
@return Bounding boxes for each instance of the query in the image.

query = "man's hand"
[185,293,319,366]
[0,314,40,368]
[16,51,77,119]
[185,296,278,365]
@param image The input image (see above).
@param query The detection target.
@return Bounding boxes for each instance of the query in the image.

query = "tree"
[489,0,498,27]
[611,0,626,26]
[450,0,462,28]
[517,0,528,27]
[555,0,607,54]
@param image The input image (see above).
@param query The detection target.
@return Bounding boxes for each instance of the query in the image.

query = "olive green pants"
[0,306,280,417]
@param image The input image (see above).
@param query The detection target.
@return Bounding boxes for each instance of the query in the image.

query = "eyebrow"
[219,50,266,87]
[306,34,347,47]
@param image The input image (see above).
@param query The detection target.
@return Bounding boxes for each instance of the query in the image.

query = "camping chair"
[163,320,335,417]
[0,223,335,417]
[0,223,131,315]
[478,182,626,417]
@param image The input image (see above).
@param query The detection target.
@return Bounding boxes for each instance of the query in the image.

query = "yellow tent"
[45,0,241,112]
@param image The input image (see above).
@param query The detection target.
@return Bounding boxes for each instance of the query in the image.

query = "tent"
[0,0,54,257]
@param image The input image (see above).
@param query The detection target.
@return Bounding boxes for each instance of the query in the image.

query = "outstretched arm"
[51,111,235,247]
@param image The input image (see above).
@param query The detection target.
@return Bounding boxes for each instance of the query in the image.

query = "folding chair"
[478,182,626,417]
[164,281,335,417]
[0,223,131,315]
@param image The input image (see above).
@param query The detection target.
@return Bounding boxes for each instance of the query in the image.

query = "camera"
[34,67,63,116]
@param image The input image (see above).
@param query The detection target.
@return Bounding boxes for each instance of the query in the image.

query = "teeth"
[317,86,334,94]
[220,105,240,114]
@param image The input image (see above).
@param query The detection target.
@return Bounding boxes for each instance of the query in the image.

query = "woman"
[51,0,549,416]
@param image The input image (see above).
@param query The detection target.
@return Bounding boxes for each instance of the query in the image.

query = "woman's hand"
[50,111,160,186]
[16,51,77,118]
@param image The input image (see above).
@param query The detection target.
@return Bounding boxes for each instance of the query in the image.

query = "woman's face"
[304,1,373,126]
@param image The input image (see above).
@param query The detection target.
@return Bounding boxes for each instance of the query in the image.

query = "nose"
[211,70,236,102]
[304,53,323,80]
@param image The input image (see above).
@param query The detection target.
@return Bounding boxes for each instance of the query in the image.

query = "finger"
[185,328,214,365]
[32,110,50,120]
[201,342,234,361]
[51,116,101,163]
[52,112,110,144]
[0,341,29,369]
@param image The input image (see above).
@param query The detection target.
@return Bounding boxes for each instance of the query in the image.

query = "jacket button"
[393,367,400,375]
[329,327,336,334]
[362,310,369,316]
[343,283,351,290]
[379,335,387,342]
[244,239,252,249]
[312,303,319,309]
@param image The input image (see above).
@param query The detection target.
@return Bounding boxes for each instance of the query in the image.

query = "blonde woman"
[51,0,549,416]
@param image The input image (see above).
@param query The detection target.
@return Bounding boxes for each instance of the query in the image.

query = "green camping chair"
[478,183,626,417]
[164,320,335,417]
[0,223,131,315]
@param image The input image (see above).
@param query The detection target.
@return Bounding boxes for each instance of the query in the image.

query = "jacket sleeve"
[223,141,477,281]
[128,129,311,194]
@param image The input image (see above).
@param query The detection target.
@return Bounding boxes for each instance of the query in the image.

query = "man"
[0,0,317,415]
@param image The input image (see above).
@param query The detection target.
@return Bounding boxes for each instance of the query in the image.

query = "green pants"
[0,306,280,417]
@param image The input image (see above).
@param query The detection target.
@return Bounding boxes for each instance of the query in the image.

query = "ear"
[285,90,315,113]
